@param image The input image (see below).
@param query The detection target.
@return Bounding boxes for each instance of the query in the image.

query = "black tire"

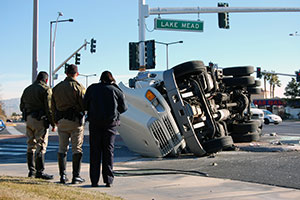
[223,76,255,86]
[264,119,270,125]
[172,61,207,79]
[231,132,260,143]
[232,121,259,133]
[247,87,262,94]
[202,136,234,153]
[222,66,254,77]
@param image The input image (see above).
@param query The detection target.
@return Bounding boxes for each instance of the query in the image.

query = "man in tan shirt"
[52,64,85,184]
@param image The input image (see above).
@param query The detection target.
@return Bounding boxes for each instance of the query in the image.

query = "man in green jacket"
[52,64,86,184]
[20,71,55,179]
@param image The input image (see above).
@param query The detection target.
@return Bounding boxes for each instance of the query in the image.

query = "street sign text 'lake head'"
[154,18,204,32]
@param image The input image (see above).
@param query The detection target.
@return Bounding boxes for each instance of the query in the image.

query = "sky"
[1,0,300,100]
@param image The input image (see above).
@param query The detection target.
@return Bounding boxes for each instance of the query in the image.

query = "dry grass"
[0,176,123,200]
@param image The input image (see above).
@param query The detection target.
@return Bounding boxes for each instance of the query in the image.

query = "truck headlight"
[146,90,160,108]
[146,90,156,102]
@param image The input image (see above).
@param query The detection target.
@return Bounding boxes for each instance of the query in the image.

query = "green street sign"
[154,18,204,32]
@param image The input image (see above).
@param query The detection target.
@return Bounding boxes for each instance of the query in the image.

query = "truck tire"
[223,76,255,87]
[232,121,259,133]
[202,136,234,154]
[231,132,260,143]
[222,66,254,77]
[173,61,207,79]
[247,87,261,94]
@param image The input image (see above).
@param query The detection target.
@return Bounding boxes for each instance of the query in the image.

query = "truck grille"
[162,116,181,145]
[149,116,181,156]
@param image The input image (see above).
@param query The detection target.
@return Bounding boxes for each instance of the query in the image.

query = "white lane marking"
[0,144,58,156]
[6,126,24,135]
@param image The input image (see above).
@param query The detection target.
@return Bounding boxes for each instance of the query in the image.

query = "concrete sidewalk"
[1,162,300,200]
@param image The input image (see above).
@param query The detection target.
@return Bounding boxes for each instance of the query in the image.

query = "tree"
[284,78,300,99]
[263,72,272,98]
[0,85,7,121]
[0,100,6,121]
[269,74,281,98]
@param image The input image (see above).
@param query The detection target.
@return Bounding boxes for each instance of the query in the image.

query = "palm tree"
[269,74,281,98]
[263,72,272,98]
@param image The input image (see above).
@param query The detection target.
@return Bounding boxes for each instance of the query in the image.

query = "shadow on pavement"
[0,134,140,164]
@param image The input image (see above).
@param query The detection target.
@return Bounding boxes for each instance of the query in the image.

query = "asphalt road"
[1,121,300,189]
[117,121,300,189]
[262,120,300,136]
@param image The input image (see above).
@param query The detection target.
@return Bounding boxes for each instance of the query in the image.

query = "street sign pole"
[138,1,300,71]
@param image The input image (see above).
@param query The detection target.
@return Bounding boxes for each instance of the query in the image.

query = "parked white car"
[263,109,282,125]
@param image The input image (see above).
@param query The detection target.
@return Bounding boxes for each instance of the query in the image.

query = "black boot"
[72,153,85,184]
[58,153,68,184]
[35,153,54,180]
[27,152,36,177]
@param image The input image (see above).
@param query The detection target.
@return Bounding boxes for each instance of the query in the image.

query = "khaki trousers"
[57,118,84,154]
[26,115,49,154]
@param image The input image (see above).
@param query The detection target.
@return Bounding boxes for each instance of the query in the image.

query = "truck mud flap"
[163,69,206,156]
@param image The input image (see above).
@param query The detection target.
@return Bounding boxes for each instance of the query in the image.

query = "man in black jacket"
[84,71,127,187]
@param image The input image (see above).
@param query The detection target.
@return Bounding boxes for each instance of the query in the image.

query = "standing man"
[84,71,127,187]
[52,64,85,184]
[20,71,55,179]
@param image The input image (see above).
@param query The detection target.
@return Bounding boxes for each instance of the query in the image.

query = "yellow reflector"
[146,90,156,101]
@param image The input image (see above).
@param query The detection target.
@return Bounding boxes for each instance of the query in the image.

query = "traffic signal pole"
[138,0,148,70]
[138,1,300,70]
[52,40,88,76]
[149,7,300,14]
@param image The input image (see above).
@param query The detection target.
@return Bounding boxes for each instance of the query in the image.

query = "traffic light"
[256,67,262,78]
[90,38,96,53]
[145,40,155,69]
[218,2,229,29]
[64,63,70,73]
[129,42,140,70]
[75,53,81,65]
[296,71,300,82]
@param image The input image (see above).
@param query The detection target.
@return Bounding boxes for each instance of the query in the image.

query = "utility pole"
[32,0,38,83]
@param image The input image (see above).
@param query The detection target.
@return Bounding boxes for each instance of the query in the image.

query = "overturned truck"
[118,61,261,157]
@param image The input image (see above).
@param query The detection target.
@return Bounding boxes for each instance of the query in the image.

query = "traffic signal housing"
[218,2,229,29]
[64,63,70,73]
[145,40,155,69]
[296,71,300,82]
[90,38,96,53]
[256,67,262,78]
[129,42,140,70]
[75,53,81,65]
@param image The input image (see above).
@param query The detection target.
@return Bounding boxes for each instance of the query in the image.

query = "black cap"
[65,64,78,75]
